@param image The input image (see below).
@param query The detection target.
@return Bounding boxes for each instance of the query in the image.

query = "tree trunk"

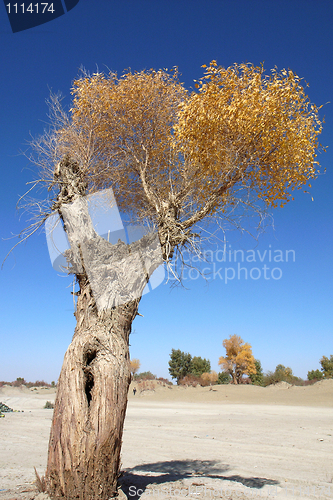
[46,281,139,500]
[45,157,165,499]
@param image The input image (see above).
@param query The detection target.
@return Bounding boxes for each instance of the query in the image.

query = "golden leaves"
[67,68,187,214]
[59,61,324,222]
[174,61,323,208]
[218,334,257,382]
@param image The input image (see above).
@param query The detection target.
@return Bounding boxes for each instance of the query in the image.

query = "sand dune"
[129,379,333,407]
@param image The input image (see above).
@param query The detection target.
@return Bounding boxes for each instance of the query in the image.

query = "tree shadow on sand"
[119,460,279,499]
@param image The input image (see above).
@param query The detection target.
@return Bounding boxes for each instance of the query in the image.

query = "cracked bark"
[46,291,139,500]
[45,157,162,500]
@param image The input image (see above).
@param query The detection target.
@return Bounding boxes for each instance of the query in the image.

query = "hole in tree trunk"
[85,371,94,407]
[84,349,97,407]
[85,349,97,366]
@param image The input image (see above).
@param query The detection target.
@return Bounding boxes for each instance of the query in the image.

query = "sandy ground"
[0,381,332,500]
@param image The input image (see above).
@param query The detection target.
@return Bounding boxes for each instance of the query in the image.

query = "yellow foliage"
[174,62,323,208]
[56,62,324,224]
[218,334,256,384]
[64,68,187,218]
[130,358,140,376]
[200,370,218,386]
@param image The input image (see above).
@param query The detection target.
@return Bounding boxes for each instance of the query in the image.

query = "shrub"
[303,379,318,386]
[137,380,155,393]
[178,374,201,387]
[33,380,51,387]
[0,379,53,388]
[157,377,172,386]
[217,372,231,384]
[200,371,218,386]
[44,401,54,409]
[12,377,26,387]
[263,365,304,386]
[134,371,156,381]
[307,369,324,381]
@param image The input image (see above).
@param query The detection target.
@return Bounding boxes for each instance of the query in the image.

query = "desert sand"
[0,380,332,500]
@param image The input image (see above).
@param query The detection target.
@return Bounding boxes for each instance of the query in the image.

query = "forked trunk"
[46,282,139,500]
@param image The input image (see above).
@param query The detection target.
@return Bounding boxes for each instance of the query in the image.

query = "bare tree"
[7,62,324,500]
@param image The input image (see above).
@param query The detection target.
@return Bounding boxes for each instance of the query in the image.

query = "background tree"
[275,364,293,379]
[191,356,211,377]
[218,334,257,384]
[14,61,323,500]
[168,352,211,381]
[263,364,297,386]
[307,369,324,381]
[217,371,231,384]
[130,358,140,377]
[320,355,333,378]
[249,359,264,386]
[168,349,192,383]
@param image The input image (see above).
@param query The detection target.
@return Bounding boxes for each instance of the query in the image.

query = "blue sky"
[0,0,332,383]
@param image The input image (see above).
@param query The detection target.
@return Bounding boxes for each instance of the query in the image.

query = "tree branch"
[181,174,241,230]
